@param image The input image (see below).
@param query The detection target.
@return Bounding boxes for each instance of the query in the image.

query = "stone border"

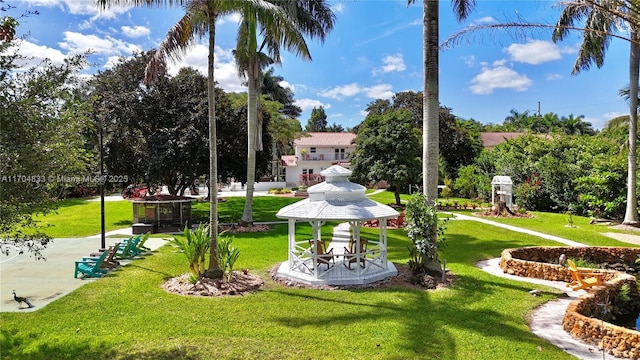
[500,247,640,359]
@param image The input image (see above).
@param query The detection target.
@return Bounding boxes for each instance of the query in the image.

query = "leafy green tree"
[219,92,272,184]
[261,68,302,119]
[553,0,639,224]
[263,98,302,180]
[326,122,344,132]
[559,114,595,135]
[305,105,329,131]
[363,91,482,181]
[405,192,447,276]
[93,53,251,196]
[1,43,92,258]
[351,109,421,205]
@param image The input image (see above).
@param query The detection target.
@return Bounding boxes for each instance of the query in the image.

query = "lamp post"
[99,107,106,250]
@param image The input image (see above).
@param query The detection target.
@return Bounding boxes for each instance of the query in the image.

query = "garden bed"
[500,246,640,359]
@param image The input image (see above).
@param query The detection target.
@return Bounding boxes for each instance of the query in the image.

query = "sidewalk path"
[452,212,587,247]
[1,236,167,313]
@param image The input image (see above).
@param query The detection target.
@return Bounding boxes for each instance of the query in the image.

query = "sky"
[7,0,634,130]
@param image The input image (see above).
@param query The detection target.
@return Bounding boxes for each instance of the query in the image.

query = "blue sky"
[10,0,632,130]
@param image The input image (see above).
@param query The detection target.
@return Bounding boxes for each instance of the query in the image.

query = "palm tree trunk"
[422,0,442,273]
[423,0,439,204]
[205,10,222,279]
[241,58,259,225]
[623,29,639,225]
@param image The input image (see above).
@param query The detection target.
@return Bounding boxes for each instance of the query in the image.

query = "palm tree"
[98,0,287,279]
[553,0,640,224]
[407,0,476,203]
[235,0,334,225]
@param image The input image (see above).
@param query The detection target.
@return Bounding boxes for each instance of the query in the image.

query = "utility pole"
[537,101,541,117]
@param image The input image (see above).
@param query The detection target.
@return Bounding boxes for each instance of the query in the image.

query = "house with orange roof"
[480,132,526,150]
[282,132,356,187]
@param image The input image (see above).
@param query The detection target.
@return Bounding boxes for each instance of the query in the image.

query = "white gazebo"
[491,175,513,210]
[275,165,399,285]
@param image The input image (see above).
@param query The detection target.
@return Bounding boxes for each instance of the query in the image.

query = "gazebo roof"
[491,175,513,185]
[276,165,399,221]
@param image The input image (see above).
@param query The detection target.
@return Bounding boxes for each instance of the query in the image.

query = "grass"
[452,210,640,247]
[29,196,302,238]
[1,220,576,359]
[30,198,133,238]
[4,190,637,359]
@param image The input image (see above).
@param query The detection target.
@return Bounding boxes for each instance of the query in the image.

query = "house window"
[302,169,314,175]
[335,148,345,160]
[310,147,316,153]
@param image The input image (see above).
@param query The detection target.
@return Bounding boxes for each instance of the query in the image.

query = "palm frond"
[144,2,207,85]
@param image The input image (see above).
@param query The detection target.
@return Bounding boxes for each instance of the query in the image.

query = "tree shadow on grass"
[0,329,200,360]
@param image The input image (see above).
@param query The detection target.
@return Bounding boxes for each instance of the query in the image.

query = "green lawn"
[3,191,635,359]
[1,220,576,359]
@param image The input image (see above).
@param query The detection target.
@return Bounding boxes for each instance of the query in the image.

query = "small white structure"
[275,165,399,285]
[491,176,513,210]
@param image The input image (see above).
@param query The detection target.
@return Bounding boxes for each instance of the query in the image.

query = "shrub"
[170,224,210,281]
[218,236,240,282]
[405,192,448,275]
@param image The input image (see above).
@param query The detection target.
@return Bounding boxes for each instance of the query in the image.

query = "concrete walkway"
[1,236,168,312]
[452,212,587,247]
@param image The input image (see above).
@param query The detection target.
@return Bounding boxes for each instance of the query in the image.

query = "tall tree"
[261,67,302,118]
[407,0,476,203]
[234,0,334,225]
[1,51,92,258]
[92,53,213,195]
[351,109,422,205]
[553,0,640,224]
[305,105,329,131]
[98,0,277,279]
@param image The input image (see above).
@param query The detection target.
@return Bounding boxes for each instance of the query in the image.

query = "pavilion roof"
[276,165,398,221]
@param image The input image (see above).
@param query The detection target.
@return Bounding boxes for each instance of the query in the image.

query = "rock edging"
[500,246,640,359]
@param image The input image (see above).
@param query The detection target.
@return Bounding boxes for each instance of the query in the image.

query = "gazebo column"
[380,220,388,264]
[309,220,325,279]
[349,221,362,276]
[287,218,296,269]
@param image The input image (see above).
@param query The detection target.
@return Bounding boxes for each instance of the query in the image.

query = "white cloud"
[492,59,507,67]
[463,55,476,67]
[372,53,406,75]
[331,3,344,13]
[59,31,141,56]
[329,113,344,118]
[546,73,563,80]
[20,0,132,19]
[279,80,295,92]
[121,25,150,38]
[11,40,68,67]
[471,16,497,26]
[103,55,124,69]
[319,82,394,100]
[365,83,393,99]
[359,110,369,116]
[218,12,242,25]
[592,111,627,130]
[294,98,331,111]
[505,40,563,65]
[319,83,363,99]
[469,65,532,95]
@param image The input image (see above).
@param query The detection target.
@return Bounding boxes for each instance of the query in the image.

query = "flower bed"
[500,246,640,359]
